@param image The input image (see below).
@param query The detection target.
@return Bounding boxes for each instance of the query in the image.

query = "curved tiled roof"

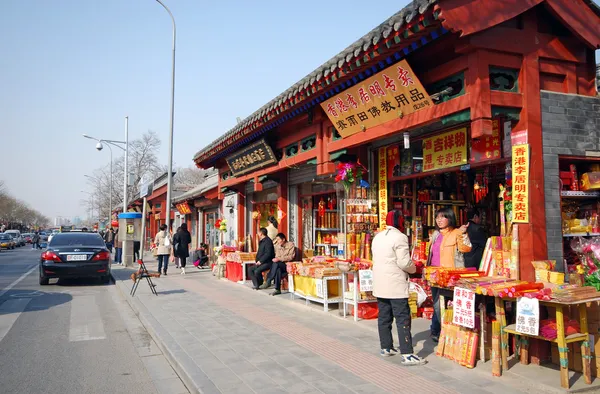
[193,0,439,165]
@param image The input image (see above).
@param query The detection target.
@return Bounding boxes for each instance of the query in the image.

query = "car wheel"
[39,271,49,286]
[101,275,111,284]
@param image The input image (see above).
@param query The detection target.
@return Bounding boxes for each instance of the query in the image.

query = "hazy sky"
[1,1,598,221]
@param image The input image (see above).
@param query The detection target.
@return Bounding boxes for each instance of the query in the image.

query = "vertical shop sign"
[453,287,475,328]
[320,59,432,138]
[516,297,539,336]
[422,128,468,172]
[512,144,530,223]
[471,120,502,162]
[378,148,388,230]
[359,269,373,292]
[387,145,401,177]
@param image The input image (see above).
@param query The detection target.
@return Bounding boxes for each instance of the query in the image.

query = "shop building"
[193,0,600,281]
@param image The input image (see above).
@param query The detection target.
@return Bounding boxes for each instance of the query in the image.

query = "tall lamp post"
[156,0,176,229]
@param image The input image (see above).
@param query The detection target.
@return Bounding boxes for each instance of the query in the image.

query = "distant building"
[54,217,71,227]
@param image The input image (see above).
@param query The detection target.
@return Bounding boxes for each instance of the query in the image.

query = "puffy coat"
[154,230,172,256]
[372,226,415,299]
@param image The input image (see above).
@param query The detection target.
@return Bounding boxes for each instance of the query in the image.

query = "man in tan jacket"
[372,210,426,366]
[260,233,296,295]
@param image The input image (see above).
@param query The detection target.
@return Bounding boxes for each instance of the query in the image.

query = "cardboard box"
[581,172,600,191]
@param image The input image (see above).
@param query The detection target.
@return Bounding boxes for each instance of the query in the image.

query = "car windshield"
[0,235,10,240]
[49,233,105,247]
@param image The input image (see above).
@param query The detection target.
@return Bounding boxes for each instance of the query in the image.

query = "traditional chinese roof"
[193,0,442,167]
[172,171,219,204]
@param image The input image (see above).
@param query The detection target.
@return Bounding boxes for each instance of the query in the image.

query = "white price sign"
[452,287,475,329]
[358,270,373,292]
[516,297,539,336]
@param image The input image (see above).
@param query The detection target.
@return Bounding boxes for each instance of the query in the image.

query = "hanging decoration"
[335,161,368,193]
[215,219,227,233]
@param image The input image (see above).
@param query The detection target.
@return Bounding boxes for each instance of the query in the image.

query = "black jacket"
[173,230,192,258]
[255,236,275,266]
[464,220,487,269]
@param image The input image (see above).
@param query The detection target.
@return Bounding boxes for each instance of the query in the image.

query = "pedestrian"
[191,243,210,269]
[154,224,172,275]
[372,209,426,365]
[173,223,192,275]
[114,232,123,265]
[133,240,140,262]
[104,227,115,253]
[463,209,487,269]
[249,228,275,290]
[31,231,40,249]
[266,216,278,241]
[426,207,472,343]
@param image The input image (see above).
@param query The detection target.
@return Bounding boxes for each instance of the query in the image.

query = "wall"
[222,193,238,247]
[541,90,600,266]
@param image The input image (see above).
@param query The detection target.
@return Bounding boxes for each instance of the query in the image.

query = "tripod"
[130,259,158,296]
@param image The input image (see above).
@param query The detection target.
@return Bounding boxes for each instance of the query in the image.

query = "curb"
[111,271,217,394]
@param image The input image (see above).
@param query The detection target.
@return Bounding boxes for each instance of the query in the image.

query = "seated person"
[260,232,295,295]
[249,228,275,290]
[192,243,210,269]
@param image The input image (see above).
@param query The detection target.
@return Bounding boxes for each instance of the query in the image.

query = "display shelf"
[563,232,600,237]
[288,274,343,312]
[561,190,600,198]
[502,324,587,344]
[314,228,339,231]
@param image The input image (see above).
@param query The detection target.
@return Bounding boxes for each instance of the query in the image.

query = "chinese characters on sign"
[359,270,373,292]
[422,128,468,172]
[452,287,475,329]
[175,203,192,215]
[516,297,539,336]
[512,144,530,223]
[387,145,401,177]
[378,148,388,230]
[225,139,277,177]
[471,120,502,162]
[320,60,432,138]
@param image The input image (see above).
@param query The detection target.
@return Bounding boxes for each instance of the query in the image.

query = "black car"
[39,232,111,285]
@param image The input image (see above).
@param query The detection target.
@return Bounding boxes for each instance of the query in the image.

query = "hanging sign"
[512,144,530,223]
[516,297,539,336]
[387,145,401,178]
[175,202,192,215]
[320,60,432,138]
[452,287,475,328]
[423,128,468,172]
[358,269,373,292]
[378,147,388,230]
[225,139,277,177]
[471,119,502,162]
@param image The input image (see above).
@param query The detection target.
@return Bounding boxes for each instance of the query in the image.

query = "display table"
[225,261,243,282]
[341,271,377,322]
[289,274,342,312]
[496,297,600,389]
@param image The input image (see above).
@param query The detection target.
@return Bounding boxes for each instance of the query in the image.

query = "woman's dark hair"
[435,207,457,230]
[200,243,208,249]
[276,233,287,242]
[180,223,187,231]
[160,224,167,231]
[268,216,278,228]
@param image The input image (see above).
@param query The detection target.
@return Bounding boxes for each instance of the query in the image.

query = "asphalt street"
[0,246,187,394]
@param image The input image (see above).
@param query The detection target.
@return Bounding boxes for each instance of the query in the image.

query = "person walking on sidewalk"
[104,227,115,253]
[31,232,40,249]
[372,210,426,366]
[173,223,192,275]
[260,233,295,295]
[249,228,275,290]
[154,224,172,275]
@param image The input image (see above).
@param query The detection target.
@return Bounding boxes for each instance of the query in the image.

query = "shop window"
[300,135,317,152]
[489,67,519,92]
[285,143,299,158]
[426,72,465,104]
[331,127,342,141]
[155,203,161,208]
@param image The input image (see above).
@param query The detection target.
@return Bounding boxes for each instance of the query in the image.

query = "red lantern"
[111,220,119,228]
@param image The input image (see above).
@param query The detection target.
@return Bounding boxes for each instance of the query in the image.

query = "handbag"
[164,233,171,247]
[193,259,200,267]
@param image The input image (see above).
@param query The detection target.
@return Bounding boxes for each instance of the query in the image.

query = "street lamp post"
[156,0,176,230]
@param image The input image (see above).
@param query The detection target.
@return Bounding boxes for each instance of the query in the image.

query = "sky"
[0,0,599,221]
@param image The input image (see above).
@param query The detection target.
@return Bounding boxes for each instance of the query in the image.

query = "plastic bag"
[409,282,427,307]
[350,303,378,319]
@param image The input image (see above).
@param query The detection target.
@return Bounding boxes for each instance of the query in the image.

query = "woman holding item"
[154,224,172,275]
[427,207,472,343]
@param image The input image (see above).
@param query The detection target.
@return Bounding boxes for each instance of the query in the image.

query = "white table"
[288,274,343,312]
[341,271,377,321]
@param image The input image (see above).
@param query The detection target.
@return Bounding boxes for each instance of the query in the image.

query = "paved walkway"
[112,257,597,394]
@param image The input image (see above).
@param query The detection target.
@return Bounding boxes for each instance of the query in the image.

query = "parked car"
[39,232,49,242]
[4,230,24,246]
[22,233,33,243]
[39,232,111,285]
[0,234,15,249]
[47,230,59,244]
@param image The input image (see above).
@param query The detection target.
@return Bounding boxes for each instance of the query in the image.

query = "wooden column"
[466,49,493,138]
[277,172,288,235]
[237,192,245,248]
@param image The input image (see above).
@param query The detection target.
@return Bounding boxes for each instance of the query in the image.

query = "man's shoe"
[271,290,281,296]
[259,282,272,290]
[380,348,399,357]
[163,271,167,276]
[400,354,427,366]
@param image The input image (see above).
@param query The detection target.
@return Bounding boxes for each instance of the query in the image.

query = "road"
[0,246,187,394]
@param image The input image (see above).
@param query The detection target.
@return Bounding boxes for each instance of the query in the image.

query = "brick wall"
[541,91,600,267]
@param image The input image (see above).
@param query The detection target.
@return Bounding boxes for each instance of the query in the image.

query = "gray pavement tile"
[325,368,372,387]
[238,370,279,391]
[141,355,178,380]
[212,348,245,364]
[208,371,248,391]
[202,339,233,351]
[153,377,189,394]
[219,384,257,394]
[440,379,491,394]
[287,346,317,359]
[242,350,273,365]
[253,361,304,387]
[414,366,456,383]
[271,354,305,368]
[309,377,356,394]
[350,383,389,394]
[286,364,328,383]
[224,359,260,374]
[283,380,322,393]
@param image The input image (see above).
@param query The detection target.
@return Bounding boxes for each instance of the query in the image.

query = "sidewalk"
[111,256,599,394]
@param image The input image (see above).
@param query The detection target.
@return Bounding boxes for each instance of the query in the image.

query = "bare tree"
[174,166,213,189]
[0,182,50,228]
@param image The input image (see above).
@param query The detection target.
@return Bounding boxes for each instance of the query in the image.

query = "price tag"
[358,270,373,292]
[516,297,539,336]
[452,287,475,329]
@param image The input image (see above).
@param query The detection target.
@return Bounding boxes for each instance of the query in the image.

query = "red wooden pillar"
[237,192,245,246]
[277,172,288,235]
[514,14,546,283]
[467,49,493,138]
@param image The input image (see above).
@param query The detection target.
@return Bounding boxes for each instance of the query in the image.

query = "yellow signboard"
[378,147,388,230]
[320,60,432,138]
[512,144,530,223]
[422,128,468,172]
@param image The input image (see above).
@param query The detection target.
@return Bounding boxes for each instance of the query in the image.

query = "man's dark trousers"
[250,262,272,288]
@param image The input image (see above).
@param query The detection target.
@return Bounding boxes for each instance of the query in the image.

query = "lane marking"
[69,295,106,342]
[0,298,32,343]
[0,265,37,299]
